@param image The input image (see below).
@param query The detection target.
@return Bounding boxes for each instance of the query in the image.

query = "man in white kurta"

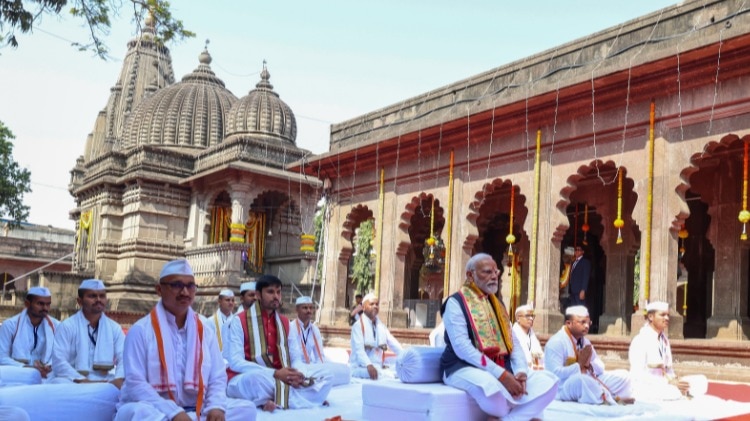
[545,305,632,405]
[629,301,697,401]
[206,289,235,352]
[115,259,256,421]
[441,253,558,421]
[235,282,256,315]
[51,279,125,390]
[225,275,332,412]
[349,293,403,380]
[288,296,350,386]
[512,304,544,371]
[0,287,59,384]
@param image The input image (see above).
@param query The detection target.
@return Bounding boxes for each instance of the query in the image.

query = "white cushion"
[396,345,444,383]
[362,380,484,421]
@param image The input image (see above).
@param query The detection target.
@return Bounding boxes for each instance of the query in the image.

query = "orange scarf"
[151,308,204,416]
[296,319,324,364]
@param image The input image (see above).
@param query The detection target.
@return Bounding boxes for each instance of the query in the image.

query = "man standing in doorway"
[568,246,591,306]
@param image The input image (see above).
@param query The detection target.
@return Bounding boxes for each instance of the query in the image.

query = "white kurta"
[442,296,559,420]
[50,311,125,382]
[204,310,233,352]
[545,326,631,404]
[628,324,684,401]
[349,315,403,379]
[224,313,332,409]
[115,301,256,421]
[0,310,59,384]
[512,322,544,370]
[288,318,350,386]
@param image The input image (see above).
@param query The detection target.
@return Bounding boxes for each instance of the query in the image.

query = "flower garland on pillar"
[442,150,455,297]
[739,139,750,240]
[614,167,624,245]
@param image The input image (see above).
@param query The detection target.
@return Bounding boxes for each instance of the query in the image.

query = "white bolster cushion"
[396,345,445,383]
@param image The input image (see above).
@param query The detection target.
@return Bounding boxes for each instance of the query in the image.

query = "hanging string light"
[739,139,750,240]
[582,203,590,246]
[506,184,516,257]
[614,167,624,244]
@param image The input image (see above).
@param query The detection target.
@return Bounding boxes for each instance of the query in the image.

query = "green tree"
[0,121,31,226]
[351,219,375,295]
[1,0,194,59]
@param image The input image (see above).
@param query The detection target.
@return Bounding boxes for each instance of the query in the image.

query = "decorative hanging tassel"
[582,203,589,246]
[507,184,516,257]
[614,167,624,245]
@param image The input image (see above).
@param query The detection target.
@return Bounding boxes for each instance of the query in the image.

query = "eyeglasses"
[475,269,500,276]
[160,281,198,292]
[575,248,583,252]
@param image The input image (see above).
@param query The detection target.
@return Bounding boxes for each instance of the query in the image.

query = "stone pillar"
[599,245,632,336]
[707,202,750,339]
[630,136,684,338]
[529,154,565,335]
[229,186,251,243]
[379,189,408,328]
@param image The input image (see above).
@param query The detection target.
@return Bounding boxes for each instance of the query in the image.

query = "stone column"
[531,153,565,335]
[630,136,684,338]
[380,189,409,328]
[229,186,252,243]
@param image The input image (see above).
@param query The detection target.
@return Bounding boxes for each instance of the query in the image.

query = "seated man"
[115,259,256,421]
[0,287,59,384]
[51,279,125,390]
[288,296,350,386]
[545,305,633,405]
[441,253,558,421]
[349,293,403,380]
[225,275,332,412]
[512,304,544,370]
[206,289,235,352]
[235,282,256,314]
[629,301,701,401]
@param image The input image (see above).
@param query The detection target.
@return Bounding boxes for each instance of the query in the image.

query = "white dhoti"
[227,365,333,409]
[351,364,397,380]
[115,398,256,421]
[0,367,41,386]
[557,369,631,404]
[444,367,558,421]
[302,362,350,387]
[0,383,119,421]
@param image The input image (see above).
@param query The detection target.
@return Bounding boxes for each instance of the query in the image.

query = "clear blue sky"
[0,1,678,229]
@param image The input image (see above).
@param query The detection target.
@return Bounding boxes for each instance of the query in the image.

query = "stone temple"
[62,17,321,314]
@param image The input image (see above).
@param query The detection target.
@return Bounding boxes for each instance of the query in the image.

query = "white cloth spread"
[51,310,124,381]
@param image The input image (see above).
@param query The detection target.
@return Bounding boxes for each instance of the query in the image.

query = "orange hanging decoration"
[573,203,579,247]
[506,184,516,257]
[739,139,750,240]
[678,224,688,257]
[614,168,624,244]
[581,203,590,246]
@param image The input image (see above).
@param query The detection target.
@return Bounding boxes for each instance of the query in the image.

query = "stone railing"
[185,242,250,285]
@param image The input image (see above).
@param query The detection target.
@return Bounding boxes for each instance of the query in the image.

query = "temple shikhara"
[3,0,750,347]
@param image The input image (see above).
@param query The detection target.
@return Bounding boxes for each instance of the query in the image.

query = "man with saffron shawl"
[441,253,558,421]
[349,293,403,380]
[225,275,332,412]
[288,296,350,386]
[115,259,256,421]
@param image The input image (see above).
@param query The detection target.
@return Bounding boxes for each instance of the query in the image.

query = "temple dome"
[122,49,238,150]
[225,64,297,145]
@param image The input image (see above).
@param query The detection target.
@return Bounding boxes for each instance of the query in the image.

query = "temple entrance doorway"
[470,180,528,315]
